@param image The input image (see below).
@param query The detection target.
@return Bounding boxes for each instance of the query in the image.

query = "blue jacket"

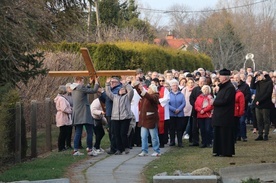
[169,91,186,117]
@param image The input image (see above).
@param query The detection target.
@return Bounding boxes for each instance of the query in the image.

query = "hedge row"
[41,41,214,73]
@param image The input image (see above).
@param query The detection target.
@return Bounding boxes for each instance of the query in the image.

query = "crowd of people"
[53,66,276,157]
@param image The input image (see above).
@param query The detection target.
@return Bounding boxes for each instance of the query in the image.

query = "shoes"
[107,150,116,155]
[87,148,98,156]
[66,146,73,150]
[138,151,148,157]
[207,144,213,148]
[200,144,207,148]
[114,150,122,155]
[183,134,189,139]
[178,144,184,147]
[95,148,105,154]
[151,152,161,157]
[255,135,263,141]
[236,137,241,141]
[189,143,199,147]
[264,135,268,141]
[169,142,175,146]
[273,129,276,133]
[252,129,257,134]
[58,148,66,152]
[124,148,130,154]
[242,138,247,142]
[72,151,84,156]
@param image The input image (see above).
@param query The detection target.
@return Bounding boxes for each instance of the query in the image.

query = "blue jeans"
[239,114,247,139]
[197,118,213,145]
[74,124,93,151]
[141,126,160,154]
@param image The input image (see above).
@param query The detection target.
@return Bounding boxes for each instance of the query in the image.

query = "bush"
[40,41,214,73]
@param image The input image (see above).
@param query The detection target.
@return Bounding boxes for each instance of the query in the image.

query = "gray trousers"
[255,108,270,136]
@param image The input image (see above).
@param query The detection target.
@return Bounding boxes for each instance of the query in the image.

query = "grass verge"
[143,126,276,183]
[0,128,110,182]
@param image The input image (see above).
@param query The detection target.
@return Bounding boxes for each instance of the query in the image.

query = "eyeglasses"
[159,80,165,82]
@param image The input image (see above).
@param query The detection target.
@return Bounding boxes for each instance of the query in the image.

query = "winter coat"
[182,86,193,116]
[234,90,245,117]
[102,83,122,117]
[134,85,160,129]
[237,80,251,110]
[251,75,274,109]
[105,83,134,120]
[90,98,104,120]
[54,94,72,127]
[169,91,185,117]
[212,80,236,127]
[189,86,202,117]
[195,94,214,118]
[72,83,99,125]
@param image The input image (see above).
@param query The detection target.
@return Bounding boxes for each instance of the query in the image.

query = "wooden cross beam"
[48,48,136,79]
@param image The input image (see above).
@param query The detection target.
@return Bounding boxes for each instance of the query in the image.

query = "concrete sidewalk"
[69,146,171,183]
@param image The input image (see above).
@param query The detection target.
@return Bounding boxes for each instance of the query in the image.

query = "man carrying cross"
[71,76,100,156]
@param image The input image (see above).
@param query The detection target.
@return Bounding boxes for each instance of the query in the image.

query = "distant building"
[154,32,212,52]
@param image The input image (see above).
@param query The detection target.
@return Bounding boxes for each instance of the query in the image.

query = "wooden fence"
[15,98,53,163]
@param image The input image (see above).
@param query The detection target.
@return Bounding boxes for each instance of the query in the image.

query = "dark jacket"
[238,80,251,110]
[189,86,202,117]
[212,80,235,127]
[135,85,160,129]
[250,75,274,109]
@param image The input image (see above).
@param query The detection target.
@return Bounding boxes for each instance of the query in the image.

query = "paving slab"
[69,146,170,183]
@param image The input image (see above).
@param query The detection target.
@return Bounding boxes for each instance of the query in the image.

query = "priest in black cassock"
[212,68,236,157]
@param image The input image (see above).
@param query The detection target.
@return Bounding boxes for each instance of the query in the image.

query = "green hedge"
[41,41,214,73]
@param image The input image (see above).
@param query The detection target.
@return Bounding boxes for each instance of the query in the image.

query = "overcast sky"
[137,0,219,26]
[137,0,218,10]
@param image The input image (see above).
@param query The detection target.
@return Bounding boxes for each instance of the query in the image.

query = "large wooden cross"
[48,48,136,79]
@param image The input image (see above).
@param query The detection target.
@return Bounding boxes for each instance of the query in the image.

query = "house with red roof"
[154,32,212,52]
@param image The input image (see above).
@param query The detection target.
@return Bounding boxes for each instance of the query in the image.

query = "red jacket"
[234,90,245,117]
[195,94,214,118]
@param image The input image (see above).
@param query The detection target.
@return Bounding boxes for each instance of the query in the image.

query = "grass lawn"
[143,126,276,182]
[0,125,275,182]
[0,126,110,182]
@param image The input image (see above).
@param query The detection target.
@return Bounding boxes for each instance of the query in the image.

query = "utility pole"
[86,1,92,42]
[94,0,101,42]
